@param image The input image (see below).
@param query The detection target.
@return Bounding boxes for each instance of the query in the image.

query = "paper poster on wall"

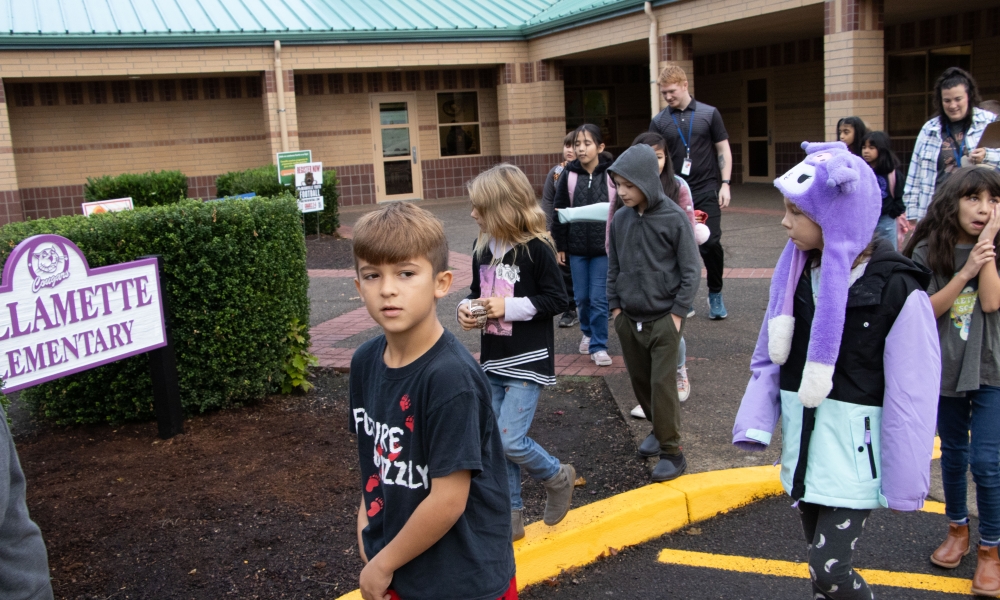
[82,197,134,216]
[295,162,324,214]
[277,150,313,186]
[0,235,167,393]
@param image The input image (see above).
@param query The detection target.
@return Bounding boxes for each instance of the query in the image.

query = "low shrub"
[84,170,188,208]
[0,195,309,424]
[215,164,339,235]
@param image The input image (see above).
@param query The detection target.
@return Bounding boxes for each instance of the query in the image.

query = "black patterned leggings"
[798,502,874,600]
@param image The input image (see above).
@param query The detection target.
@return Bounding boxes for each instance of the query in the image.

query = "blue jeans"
[569,254,609,353]
[875,214,897,251]
[938,387,1000,542]
[488,373,561,511]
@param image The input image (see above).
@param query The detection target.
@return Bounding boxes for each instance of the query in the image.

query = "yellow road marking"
[657,549,971,594]
[933,436,942,460]
[335,466,783,599]
[922,500,946,514]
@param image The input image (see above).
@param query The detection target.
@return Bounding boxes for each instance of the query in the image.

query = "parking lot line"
[656,549,971,594]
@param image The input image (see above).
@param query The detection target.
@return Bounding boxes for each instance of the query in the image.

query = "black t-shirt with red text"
[349,329,514,600]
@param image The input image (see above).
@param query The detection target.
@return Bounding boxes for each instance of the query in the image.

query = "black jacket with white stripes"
[467,237,567,386]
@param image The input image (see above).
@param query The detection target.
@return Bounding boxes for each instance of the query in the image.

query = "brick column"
[658,33,694,110]
[0,80,23,225]
[263,70,300,159]
[824,0,884,136]
[496,61,566,194]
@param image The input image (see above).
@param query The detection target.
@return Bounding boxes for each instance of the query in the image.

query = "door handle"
[412,146,418,164]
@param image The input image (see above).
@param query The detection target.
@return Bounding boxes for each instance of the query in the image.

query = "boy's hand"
[611,308,621,319]
[457,304,477,331]
[672,314,682,332]
[557,251,566,266]
[357,498,369,565]
[979,205,1000,243]
[960,239,997,280]
[480,297,505,319]
[359,558,393,600]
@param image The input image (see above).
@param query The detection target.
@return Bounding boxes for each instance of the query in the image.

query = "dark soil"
[305,236,354,270]
[18,372,646,599]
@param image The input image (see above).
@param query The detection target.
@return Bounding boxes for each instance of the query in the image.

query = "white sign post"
[0,235,183,437]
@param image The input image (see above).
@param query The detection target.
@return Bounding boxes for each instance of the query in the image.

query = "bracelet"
[721,179,731,185]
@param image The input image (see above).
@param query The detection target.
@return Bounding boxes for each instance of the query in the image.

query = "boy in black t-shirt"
[350,202,517,600]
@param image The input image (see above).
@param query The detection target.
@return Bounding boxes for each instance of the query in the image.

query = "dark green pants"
[614,312,684,455]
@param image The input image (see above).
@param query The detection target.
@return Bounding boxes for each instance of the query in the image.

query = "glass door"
[744,77,773,182]
[370,94,422,202]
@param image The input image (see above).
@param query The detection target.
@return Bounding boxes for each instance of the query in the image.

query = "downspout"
[644,2,659,118]
[274,40,289,152]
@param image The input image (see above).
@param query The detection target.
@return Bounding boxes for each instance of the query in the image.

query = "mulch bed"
[17,372,647,599]
[305,236,354,270]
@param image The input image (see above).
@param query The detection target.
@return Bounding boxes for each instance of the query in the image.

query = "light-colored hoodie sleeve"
[732,315,782,451]
[879,289,940,511]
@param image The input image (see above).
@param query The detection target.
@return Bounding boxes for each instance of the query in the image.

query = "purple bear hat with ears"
[768,141,880,407]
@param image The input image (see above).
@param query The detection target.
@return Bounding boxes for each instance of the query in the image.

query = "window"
[887,45,971,137]
[203,78,220,100]
[90,82,107,104]
[437,92,480,157]
[11,84,34,107]
[65,82,84,105]
[307,75,323,96]
[111,81,131,103]
[159,79,176,101]
[38,83,58,106]
[180,79,198,100]
[224,77,243,99]
[565,88,617,145]
[246,76,262,98]
[135,80,153,102]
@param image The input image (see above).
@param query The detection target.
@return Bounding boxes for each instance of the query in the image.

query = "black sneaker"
[651,453,687,482]
[559,310,579,328]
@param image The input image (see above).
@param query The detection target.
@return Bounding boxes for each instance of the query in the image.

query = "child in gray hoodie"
[607,144,701,482]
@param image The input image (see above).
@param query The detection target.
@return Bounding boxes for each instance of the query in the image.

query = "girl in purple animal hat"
[733,141,940,599]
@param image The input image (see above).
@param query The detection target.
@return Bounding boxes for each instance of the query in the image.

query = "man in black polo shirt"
[650,65,733,319]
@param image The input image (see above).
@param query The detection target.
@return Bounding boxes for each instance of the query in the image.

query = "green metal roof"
[0,0,654,48]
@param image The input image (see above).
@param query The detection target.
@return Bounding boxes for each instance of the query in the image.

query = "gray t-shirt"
[912,241,1000,395]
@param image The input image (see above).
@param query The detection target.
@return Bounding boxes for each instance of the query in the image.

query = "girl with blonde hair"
[457,163,574,542]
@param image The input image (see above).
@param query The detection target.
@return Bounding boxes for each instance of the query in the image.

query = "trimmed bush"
[84,170,188,208]
[0,195,309,424]
[215,164,340,235]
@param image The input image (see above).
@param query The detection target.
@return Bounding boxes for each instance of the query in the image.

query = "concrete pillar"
[658,33,693,110]
[823,0,884,137]
[0,80,23,225]
[496,61,566,194]
[263,70,300,160]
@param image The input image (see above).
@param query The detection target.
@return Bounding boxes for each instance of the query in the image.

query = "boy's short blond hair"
[657,65,688,86]
[352,202,449,274]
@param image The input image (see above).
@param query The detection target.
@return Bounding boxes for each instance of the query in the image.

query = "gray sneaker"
[511,509,525,541]
[542,463,576,526]
[558,310,579,328]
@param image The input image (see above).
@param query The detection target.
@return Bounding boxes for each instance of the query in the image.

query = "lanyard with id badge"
[672,112,695,176]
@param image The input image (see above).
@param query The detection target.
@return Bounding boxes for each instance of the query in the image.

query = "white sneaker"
[591,350,613,366]
[687,307,696,318]
[578,335,591,354]
[630,405,645,418]
[677,365,691,402]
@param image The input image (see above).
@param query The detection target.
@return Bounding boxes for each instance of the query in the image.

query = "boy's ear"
[434,270,453,299]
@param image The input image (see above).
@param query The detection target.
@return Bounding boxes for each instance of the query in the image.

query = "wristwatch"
[721,179,731,184]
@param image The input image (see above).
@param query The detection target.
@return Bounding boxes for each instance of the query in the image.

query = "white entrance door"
[370,94,423,202]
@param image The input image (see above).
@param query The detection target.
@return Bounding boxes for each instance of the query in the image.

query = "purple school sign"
[0,235,166,393]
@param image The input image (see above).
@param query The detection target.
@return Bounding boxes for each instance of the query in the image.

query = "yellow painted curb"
[922,500,946,514]
[336,465,782,599]
[933,436,941,460]
[658,548,972,594]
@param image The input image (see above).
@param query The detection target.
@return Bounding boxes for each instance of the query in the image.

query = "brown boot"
[930,522,970,568]
[973,545,1000,597]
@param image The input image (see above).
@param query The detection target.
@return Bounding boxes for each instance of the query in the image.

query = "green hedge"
[84,170,188,208]
[215,164,340,235]
[0,195,309,424]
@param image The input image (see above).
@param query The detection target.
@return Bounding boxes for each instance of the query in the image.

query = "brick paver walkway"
[310,224,767,375]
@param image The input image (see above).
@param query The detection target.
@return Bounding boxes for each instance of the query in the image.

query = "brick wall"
[7,78,271,190]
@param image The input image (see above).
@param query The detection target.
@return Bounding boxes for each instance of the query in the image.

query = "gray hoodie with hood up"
[607,144,701,323]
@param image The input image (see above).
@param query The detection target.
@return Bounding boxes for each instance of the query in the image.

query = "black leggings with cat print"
[798,502,873,600]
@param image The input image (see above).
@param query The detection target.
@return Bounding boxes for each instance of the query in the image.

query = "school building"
[0,0,998,224]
